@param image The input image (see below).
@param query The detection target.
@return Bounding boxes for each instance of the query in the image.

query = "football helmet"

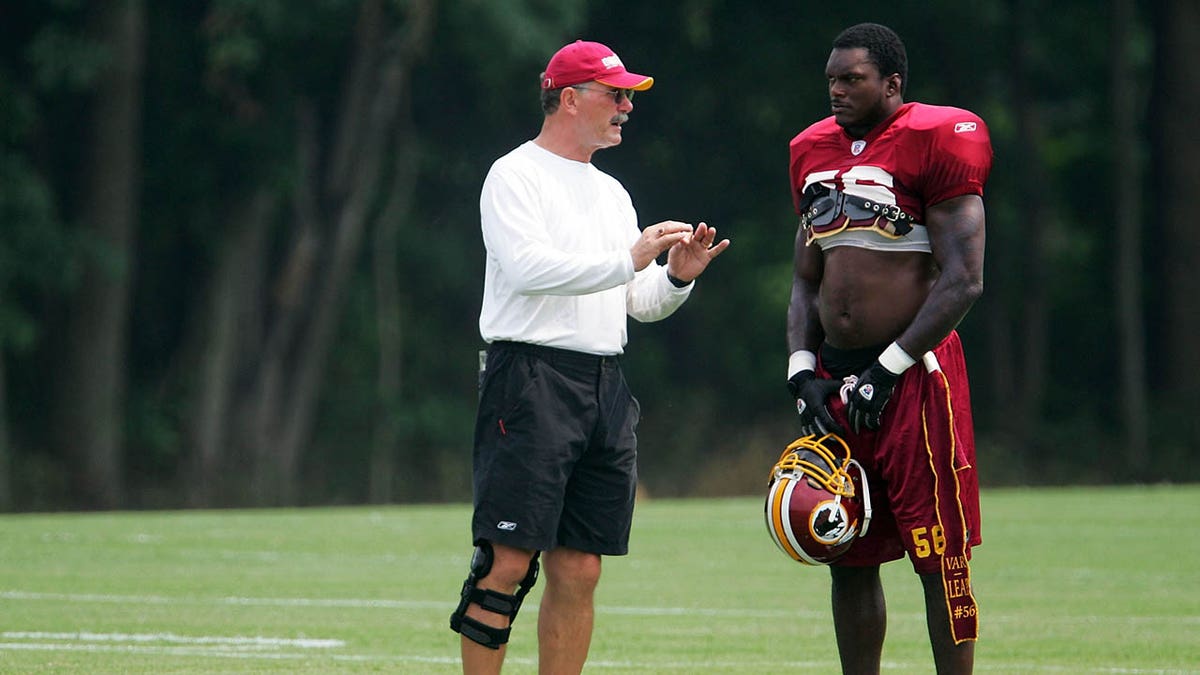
[764,433,872,565]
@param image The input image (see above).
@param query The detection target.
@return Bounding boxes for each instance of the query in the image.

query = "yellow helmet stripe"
[767,479,800,561]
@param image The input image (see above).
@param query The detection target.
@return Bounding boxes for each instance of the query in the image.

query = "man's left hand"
[664,222,730,283]
[845,362,900,433]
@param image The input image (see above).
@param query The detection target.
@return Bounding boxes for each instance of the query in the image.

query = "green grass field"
[1,485,1197,673]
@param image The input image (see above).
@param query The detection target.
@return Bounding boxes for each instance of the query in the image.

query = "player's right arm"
[787,222,824,358]
[787,222,844,437]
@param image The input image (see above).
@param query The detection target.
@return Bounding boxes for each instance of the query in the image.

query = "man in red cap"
[449,40,729,674]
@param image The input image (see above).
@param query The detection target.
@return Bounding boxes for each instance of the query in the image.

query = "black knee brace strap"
[449,543,540,649]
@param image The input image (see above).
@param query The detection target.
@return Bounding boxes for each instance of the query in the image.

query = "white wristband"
[878,341,917,375]
[788,350,817,379]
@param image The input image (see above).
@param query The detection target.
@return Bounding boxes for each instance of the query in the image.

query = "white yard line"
[5,589,1196,625]
[2,631,343,648]
[0,642,331,660]
[0,589,442,610]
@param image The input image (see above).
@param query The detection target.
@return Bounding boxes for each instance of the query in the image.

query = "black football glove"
[845,362,900,433]
[787,371,847,437]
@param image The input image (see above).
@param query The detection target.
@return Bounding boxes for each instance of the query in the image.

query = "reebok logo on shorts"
[496,521,517,531]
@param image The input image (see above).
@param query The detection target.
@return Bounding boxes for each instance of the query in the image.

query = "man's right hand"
[787,371,846,437]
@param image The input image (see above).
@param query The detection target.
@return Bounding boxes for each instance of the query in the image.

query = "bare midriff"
[817,246,937,349]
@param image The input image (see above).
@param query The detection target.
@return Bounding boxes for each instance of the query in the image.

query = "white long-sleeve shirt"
[479,141,692,355]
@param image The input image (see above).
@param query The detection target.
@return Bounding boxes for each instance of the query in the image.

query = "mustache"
[611,113,629,125]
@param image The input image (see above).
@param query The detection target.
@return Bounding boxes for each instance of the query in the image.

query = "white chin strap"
[847,458,872,537]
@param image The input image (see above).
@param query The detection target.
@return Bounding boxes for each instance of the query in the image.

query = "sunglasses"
[571,85,635,103]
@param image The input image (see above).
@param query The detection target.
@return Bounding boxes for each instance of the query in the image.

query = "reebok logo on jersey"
[954,122,977,133]
[497,521,517,531]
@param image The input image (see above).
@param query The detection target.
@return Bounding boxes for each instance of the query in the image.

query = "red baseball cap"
[540,40,654,91]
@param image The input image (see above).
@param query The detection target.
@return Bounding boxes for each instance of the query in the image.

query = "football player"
[785,22,991,674]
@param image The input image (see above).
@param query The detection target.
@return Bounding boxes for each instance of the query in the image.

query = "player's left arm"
[894,193,986,357]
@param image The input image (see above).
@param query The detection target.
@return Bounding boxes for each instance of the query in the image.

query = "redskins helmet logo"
[810,500,851,545]
[765,433,872,566]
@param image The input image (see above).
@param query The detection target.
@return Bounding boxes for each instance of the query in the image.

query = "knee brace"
[448,542,540,649]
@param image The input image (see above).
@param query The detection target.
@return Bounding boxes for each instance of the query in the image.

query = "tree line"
[0,0,1195,512]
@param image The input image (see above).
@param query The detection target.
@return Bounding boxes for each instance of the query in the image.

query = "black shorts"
[470,341,641,556]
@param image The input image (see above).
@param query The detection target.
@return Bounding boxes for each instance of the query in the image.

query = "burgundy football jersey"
[789,102,993,249]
